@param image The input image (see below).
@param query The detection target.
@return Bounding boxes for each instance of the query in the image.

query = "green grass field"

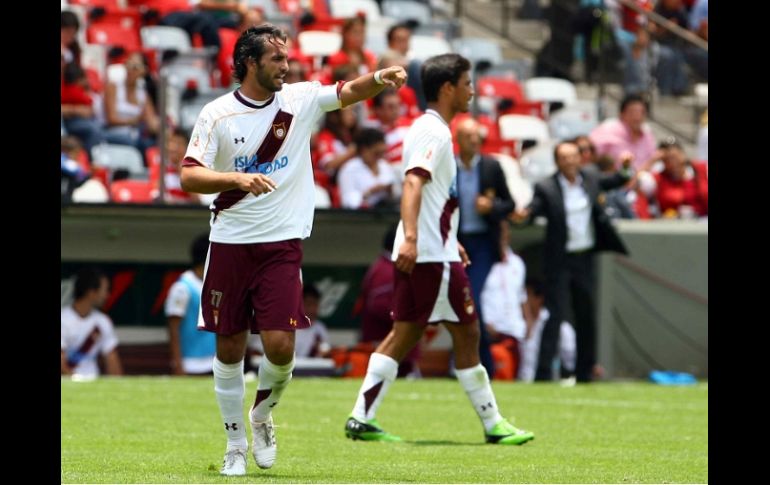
[61,377,707,484]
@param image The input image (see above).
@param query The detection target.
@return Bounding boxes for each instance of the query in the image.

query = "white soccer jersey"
[185,82,341,244]
[480,247,527,339]
[392,110,460,263]
[61,306,119,378]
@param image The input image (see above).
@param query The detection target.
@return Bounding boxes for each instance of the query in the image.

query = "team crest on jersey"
[273,122,287,140]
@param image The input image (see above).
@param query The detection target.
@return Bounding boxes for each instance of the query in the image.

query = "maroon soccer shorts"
[200,239,310,335]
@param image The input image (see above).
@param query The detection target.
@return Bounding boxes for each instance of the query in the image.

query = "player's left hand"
[458,242,471,268]
[379,66,408,89]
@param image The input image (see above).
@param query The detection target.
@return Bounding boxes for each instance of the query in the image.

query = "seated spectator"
[589,94,657,171]
[338,128,397,210]
[61,62,105,156]
[518,278,576,383]
[327,16,378,76]
[103,52,161,154]
[649,0,691,96]
[163,128,203,204]
[637,137,708,218]
[61,136,93,203]
[480,241,532,380]
[316,105,359,177]
[61,268,123,379]
[165,234,216,375]
[362,88,413,196]
[376,52,422,120]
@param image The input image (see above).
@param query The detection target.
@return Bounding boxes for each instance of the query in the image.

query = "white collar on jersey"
[425,109,449,127]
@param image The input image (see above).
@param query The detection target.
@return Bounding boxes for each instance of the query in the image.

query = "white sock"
[213,357,248,451]
[456,363,504,432]
[351,353,399,421]
[249,356,294,423]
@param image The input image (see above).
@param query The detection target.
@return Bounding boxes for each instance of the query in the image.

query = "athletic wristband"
[374,70,385,85]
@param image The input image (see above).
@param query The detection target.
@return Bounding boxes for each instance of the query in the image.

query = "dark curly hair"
[232,24,288,84]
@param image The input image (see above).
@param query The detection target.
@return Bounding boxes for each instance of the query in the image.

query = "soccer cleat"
[485,419,535,445]
[251,415,277,469]
[220,448,247,476]
[344,416,402,442]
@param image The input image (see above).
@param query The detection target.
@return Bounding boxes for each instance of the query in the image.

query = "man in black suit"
[514,141,630,382]
[455,118,516,378]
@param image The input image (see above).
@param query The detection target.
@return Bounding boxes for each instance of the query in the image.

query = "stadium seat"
[92,143,147,178]
[298,30,343,58]
[381,0,432,24]
[451,37,503,65]
[329,0,382,22]
[87,23,142,51]
[110,179,159,203]
[524,77,578,114]
[498,114,550,158]
[407,35,452,61]
[140,26,192,54]
[519,140,557,184]
[548,100,599,140]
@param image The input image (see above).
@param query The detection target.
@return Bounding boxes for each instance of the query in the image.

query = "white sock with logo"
[456,363,503,431]
[213,357,248,451]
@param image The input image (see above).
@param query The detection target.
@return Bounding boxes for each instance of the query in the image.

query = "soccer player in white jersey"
[61,268,123,379]
[179,24,407,476]
[344,54,534,445]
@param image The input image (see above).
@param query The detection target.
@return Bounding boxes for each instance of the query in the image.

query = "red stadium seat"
[110,179,158,203]
[87,23,142,52]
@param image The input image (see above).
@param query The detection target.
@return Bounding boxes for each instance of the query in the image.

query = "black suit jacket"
[457,155,516,262]
[528,166,629,275]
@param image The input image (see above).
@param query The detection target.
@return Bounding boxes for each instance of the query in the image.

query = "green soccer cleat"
[485,419,535,445]
[344,416,403,442]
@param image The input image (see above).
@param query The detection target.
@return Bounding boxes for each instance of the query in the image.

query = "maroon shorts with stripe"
[391,262,478,326]
[200,239,310,335]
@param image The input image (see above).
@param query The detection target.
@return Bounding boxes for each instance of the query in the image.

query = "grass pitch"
[61,377,707,483]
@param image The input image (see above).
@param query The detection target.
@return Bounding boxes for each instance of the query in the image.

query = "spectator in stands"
[295,284,332,358]
[685,0,708,80]
[649,0,691,96]
[385,22,413,58]
[61,62,105,157]
[284,58,308,84]
[327,16,378,76]
[517,278,576,383]
[513,141,630,382]
[574,135,598,166]
[609,0,654,96]
[594,154,638,219]
[637,137,708,219]
[316,105,359,177]
[61,268,123,378]
[355,224,420,377]
[166,234,216,375]
[455,117,517,379]
[61,135,91,203]
[338,128,397,209]
[376,53,422,120]
[589,94,658,171]
[164,128,202,204]
[197,0,249,29]
[362,88,413,194]
[479,226,532,380]
[103,52,161,155]
[61,10,81,65]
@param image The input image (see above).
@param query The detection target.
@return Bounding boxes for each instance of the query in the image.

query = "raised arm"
[339,66,407,108]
